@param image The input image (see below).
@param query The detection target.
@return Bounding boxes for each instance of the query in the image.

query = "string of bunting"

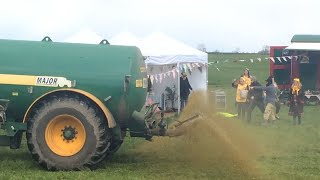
[147,62,204,85]
[207,55,304,71]
[147,55,304,84]
[208,55,301,65]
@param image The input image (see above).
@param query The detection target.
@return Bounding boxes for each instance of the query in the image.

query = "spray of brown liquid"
[133,91,262,178]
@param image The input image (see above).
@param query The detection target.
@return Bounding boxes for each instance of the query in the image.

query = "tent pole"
[177,62,180,114]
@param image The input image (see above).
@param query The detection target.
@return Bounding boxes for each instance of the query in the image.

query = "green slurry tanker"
[0,37,187,170]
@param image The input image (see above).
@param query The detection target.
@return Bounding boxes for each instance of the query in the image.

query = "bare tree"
[232,47,240,53]
[197,43,207,52]
[213,49,220,53]
[258,45,270,54]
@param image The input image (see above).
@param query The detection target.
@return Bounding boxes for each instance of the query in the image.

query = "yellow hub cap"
[45,114,86,156]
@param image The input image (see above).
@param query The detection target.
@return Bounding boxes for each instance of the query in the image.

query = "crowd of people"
[175,68,305,125]
[232,69,304,125]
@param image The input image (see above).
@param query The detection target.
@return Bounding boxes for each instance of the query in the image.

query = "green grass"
[208,53,270,89]
[1,53,319,179]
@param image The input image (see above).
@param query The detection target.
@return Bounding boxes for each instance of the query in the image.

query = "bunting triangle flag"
[150,75,154,84]
[154,74,158,83]
[270,57,275,63]
[282,57,287,62]
[183,64,188,73]
[159,74,163,83]
[172,70,176,79]
[180,66,184,73]
[187,63,192,71]
[276,57,282,62]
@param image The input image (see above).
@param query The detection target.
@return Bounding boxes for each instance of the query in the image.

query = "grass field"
[1,53,320,180]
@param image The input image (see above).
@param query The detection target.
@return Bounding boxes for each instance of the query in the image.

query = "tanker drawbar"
[130,103,202,140]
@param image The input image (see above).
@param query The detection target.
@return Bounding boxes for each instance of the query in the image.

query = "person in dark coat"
[246,76,265,123]
[288,78,304,125]
[180,72,192,111]
[251,77,278,125]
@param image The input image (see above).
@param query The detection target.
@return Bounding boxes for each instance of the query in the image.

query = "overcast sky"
[1,0,320,52]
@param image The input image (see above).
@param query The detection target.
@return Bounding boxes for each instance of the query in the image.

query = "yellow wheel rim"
[45,114,86,157]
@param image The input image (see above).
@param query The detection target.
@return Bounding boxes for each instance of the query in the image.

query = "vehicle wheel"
[107,139,123,155]
[26,96,111,170]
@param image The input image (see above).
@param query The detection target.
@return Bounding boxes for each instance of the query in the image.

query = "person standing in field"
[265,76,281,119]
[288,78,304,125]
[232,68,251,111]
[241,68,252,87]
[246,76,265,123]
[232,77,249,120]
[251,76,277,125]
[180,72,192,111]
[273,78,281,119]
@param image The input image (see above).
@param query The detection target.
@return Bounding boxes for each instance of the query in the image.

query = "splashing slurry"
[133,91,263,179]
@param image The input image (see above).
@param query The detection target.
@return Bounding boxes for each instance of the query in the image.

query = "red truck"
[270,35,320,105]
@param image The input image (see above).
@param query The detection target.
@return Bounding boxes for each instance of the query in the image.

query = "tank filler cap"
[99,39,110,45]
[42,36,53,42]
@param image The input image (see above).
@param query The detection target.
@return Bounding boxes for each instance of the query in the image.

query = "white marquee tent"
[64,30,208,113]
[64,29,105,44]
[108,32,141,46]
[141,32,208,113]
[142,32,208,65]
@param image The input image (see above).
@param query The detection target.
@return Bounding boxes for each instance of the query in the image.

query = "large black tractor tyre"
[26,96,111,170]
[106,139,123,158]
